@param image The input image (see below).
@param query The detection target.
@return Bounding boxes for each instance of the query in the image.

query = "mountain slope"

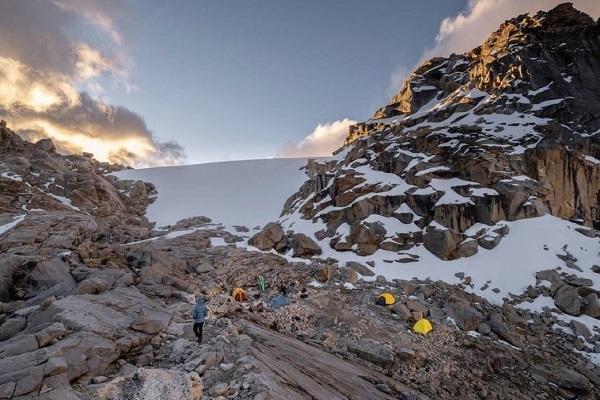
[247,2,600,348]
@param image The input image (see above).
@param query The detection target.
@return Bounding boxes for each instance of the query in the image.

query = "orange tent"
[232,287,248,302]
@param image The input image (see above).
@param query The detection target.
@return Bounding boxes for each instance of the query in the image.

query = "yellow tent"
[232,287,248,302]
[376,292,396,306]
[413,318,433,335]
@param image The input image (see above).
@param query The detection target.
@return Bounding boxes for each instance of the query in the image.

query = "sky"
[1,0,599,166]
[112,0,467,163]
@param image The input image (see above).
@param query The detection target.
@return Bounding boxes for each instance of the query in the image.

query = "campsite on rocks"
[1,2,600,399]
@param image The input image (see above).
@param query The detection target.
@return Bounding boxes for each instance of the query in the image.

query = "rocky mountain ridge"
[257,3,600,265]
[247,2,600,374]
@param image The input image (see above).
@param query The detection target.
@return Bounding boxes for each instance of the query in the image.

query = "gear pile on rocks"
[1,3,600,400]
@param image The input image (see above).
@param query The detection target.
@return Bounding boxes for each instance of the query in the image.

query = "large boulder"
[477,232,502,250]
[30,258,75,290]
[350,221,387,245]
[445,301,482,331]
[0,316,26,341]
[30,287,170,338]
[291,233,321,258]
[131,309,171,335]
[248,222,285,250]
[453,239,478,258]
[74,278,109,295]
[34,138,56,153]
[528,365,590,393]
[553,285,582,315]
[423,224,460,260]
[346,339,394,367]
[488,313,523,348]
[345,261,375,277]
[582,292,600,318]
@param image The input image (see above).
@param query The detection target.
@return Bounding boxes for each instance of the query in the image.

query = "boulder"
[423,225,459,260]
[355,243,378,256]
[0,335,38,357]
[393,303,412,321]
[131,309,171,335]
[0,382,15,399]
[477,322,491,335]
[453,239,478,258]
[428,305,446,321]
[379,240,403,252]
[553,285,581,315]
[340,267,358,284]
[13,365,44,396]
[74,278,109,295]
[445,301,482,331]
[528,365,590,392]
[0,316,26,341]
[582,292,600,318]
[34,138,56,153]
[569,319,591,338]
[477,232,502,250]
[30,258,75,289]
[184,348,224,374]
[35,322,70,347]
[44,357,68,376]
[488,313,523,347]
[347,339,394,367]
[248,222,285,250]
[291,233,321,257]
[351,221,387,246]
[38,387,82,400]
[345,261,374,277]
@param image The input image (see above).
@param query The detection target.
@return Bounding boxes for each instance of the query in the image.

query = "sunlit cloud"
[0,57,79,112]
[387,65,410,99]
[278,118,357,158]
[52,0,124,46]
[75,43,122,81]
[0,0,184,166]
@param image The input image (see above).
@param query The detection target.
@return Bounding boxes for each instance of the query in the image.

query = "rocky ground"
[0,120,598,399]
[2,3,600,400]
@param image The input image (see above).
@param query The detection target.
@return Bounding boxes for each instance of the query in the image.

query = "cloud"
[424,0,600,60]
[278,118,357,158]
[0,0,184,166]
[387,65,410,98]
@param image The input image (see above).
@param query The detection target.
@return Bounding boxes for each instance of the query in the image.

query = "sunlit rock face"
[271,3,600,264]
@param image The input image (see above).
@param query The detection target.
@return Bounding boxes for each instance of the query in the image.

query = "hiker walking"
[192,297,207,343]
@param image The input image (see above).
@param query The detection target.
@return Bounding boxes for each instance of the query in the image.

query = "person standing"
[192,297,206,343]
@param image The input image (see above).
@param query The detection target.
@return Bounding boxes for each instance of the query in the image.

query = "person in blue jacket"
[192,297,207,343]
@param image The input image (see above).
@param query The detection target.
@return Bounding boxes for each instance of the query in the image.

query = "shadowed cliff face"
[272,3,600,267]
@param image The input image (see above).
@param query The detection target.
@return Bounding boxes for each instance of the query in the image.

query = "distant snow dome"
[114,158,319,229]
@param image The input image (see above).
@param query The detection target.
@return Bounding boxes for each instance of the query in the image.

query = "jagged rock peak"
[370,3,600,124]
[270,3,600,268]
